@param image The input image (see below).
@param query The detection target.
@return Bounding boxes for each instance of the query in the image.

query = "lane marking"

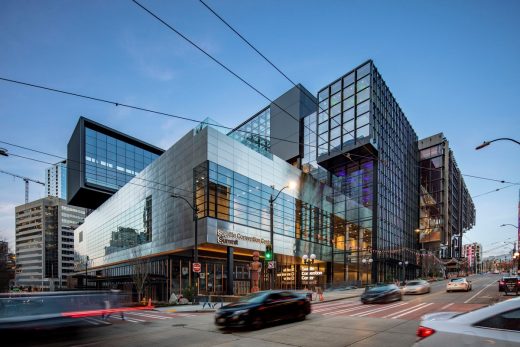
[464,280,496,303]
[322,304,373,316]
[349,302,408,317]
[382,303,428,318]
[127,312,171,319]
[109,315,143,323]
[313,302,358,313]
[391,303,434,319]
[440,303,454,310]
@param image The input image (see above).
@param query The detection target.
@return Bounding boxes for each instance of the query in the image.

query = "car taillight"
[417,326,435,339]
[499,281,504,285]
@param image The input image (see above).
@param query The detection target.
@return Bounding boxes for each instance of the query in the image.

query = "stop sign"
[192,262,201,273]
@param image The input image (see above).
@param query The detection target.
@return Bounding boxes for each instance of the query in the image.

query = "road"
[7,274,515,347]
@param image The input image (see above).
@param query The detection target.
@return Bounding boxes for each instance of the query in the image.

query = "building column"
[227,247,234,295]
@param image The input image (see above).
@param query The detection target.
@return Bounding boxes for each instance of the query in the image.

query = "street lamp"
[171,194,200,292]
[361,258,373,287]
[302,254,316,290]
[398,260,408,286]
[475,138,520,150]
[269,181,296,289]
[85,255,89,290]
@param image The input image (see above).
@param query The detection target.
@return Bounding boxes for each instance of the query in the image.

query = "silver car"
[414,297,520,346]
[446,277,472,292]
[403,280,431,295]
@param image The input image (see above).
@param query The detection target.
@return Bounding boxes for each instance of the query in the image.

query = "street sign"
[192,262,201,273]
[267,261,276,269]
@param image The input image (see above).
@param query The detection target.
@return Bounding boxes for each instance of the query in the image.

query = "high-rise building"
[45,160,67,199]
[463,243,482,274]
[313,60,420,283]
[15,197,86,290]
[418,133,476,264]
[67,117,164,209]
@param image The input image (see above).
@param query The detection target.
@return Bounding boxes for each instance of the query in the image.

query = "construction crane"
[0,169,45,203]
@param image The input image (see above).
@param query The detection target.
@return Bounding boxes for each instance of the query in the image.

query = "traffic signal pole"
[269,198,274,290]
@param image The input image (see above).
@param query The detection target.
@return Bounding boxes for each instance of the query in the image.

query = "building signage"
[216,229,270,247]
[301,266,323,281]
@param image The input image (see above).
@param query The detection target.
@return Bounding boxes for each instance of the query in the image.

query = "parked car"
[414,297,520,346]
[499,276,519,292]
[446,278,472,292]
[215,290,310,329]
[403,280,431,295]
[361,284,402,304]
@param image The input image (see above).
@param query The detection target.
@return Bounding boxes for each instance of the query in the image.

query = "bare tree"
[131,248,150,303]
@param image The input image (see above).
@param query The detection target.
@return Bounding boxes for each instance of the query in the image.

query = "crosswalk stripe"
[390,303,434,319]
[323,304,372,316]
[83,317,111,325]
[440,303,454,310]
[175,313,197,317]
[382,303,428,318]
[313,302,358,313]
[127,312,170,319]
[349,302,408,317]
[110,315,143,323]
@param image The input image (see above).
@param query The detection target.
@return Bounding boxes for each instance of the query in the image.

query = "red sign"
[192,262,201,273]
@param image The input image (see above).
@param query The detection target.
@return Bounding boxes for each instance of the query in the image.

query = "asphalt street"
[6,273,516,347]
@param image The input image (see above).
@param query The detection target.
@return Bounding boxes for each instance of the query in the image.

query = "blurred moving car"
[215,290,310,329]
[361,284,402,304]
[446,278,472,292]
[414,297,520,346]
[403,280,431,295]
[499,276,520,292]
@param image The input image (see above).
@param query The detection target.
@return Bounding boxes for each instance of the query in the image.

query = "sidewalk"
[154,288,365,313]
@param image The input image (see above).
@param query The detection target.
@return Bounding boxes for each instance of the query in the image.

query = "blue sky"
[0,0,519,256]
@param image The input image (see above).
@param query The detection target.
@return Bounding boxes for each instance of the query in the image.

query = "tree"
[131,248,150,303]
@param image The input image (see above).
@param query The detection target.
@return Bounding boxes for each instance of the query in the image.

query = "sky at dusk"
[0,0,519,257]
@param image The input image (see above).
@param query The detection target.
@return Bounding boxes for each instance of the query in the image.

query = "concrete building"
[15,197,86,290]
[45,160,67,199]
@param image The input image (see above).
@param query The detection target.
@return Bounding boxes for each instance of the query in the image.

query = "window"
[357,63,371,78]
[475,309,520,331]
[318,89,329,102]
[343,72,355,87]
[343,84,355,99]
[331,81,341,95]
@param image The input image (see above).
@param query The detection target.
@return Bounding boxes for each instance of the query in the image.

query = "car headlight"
[232,309,249,317]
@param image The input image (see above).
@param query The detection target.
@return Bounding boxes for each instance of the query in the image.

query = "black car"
[215,290,311,329]
[361,284,402,304]
[499,276,520,292]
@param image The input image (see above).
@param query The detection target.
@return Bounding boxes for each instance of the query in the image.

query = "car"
[499,276,519,292]
[214,290,310,329]
[360,284,402,304]
[414,297,520,346]
[403,280,431,295]
[446,277,472,292]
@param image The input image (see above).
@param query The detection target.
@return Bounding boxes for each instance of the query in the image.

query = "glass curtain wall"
[228,108,271,158]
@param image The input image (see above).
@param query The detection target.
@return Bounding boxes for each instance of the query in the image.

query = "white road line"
[349,302,408,317]
[391,303,434,319]
[83,318,100,325]
[382,303,428,318]
[440,303,454,310]
[464,280,497,303]
[175,313,197,317]
[313,302,358,313]
[313,301,356,309]
[127,312,170,319]
[109,315,143,323]
[323,304,373,316]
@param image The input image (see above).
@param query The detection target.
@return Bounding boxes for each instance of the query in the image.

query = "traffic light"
[265,244,273,261]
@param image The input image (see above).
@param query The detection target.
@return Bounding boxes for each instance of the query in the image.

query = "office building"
[418,133,476,265]
[45,160,67,199]
[15,197,86,290]
[73,61,474,300]
[462,242,482,274]
[67,117,164,209]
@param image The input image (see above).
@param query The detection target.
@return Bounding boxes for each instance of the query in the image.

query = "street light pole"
[269,182,296,290]
[171,194,199,291]
[398,260,408,286]
[85,255,89,290]
[475,138,520,150]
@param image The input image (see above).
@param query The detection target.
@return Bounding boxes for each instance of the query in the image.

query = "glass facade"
[228,107,271,158]
[84,126,160,191]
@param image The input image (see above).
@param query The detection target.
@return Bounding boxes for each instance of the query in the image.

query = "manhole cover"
[172,324,186,327]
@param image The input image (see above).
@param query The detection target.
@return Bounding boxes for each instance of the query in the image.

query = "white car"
[403,280,431,295]
[414,297,520,346]
[446,277,472,292]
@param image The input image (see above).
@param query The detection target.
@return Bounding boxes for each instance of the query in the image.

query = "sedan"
[499,276,519,292]
[403,280,431,295]
[414,297,520,346]
[215,290,310,329]
[361,284,402,304]
[446,278,472,292]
